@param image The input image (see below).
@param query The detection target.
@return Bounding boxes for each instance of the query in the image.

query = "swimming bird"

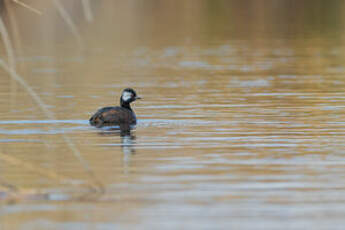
[89,88,141,129]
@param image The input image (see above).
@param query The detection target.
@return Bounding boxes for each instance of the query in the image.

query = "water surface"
[1,1,345,229]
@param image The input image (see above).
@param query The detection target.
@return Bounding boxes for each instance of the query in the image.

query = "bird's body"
[89,88,140,129]
[89,106,136,128]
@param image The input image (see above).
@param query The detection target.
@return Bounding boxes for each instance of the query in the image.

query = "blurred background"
[1,1,345,229]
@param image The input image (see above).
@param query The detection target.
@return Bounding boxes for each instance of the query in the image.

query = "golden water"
[1,1,345,229]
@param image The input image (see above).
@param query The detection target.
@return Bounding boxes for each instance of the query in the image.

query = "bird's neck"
[120,99,132,111]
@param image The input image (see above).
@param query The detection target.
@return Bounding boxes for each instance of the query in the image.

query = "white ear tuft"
[122,91,132,101]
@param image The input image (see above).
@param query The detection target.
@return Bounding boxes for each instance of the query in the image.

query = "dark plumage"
[89,88,141,129]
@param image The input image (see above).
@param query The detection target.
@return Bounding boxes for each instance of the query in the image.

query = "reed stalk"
[12,0,42,15]
[0,12,104,196]
[52,0,83,49]
[81,0,93,22]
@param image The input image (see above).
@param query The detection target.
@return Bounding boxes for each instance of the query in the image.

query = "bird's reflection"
[98,126,136,174]
[121,134,135,174]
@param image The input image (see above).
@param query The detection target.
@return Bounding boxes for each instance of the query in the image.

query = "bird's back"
[89,106,136,128]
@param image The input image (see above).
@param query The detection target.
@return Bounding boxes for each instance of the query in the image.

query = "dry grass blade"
[0,152,71,184]
[0,59,54,117]
[81,0,93,22]
[0,180,18,193]
[0,59,104,193]
[0,14,103,193]
[52,0,83,48]
[0,151,102,202]
[11,0,42,15]
[0,11,15,69]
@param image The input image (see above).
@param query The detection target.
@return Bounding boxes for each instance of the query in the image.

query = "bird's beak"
[135,96,142,100]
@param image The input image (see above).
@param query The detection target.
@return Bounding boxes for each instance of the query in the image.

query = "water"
[1,1,345,229]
